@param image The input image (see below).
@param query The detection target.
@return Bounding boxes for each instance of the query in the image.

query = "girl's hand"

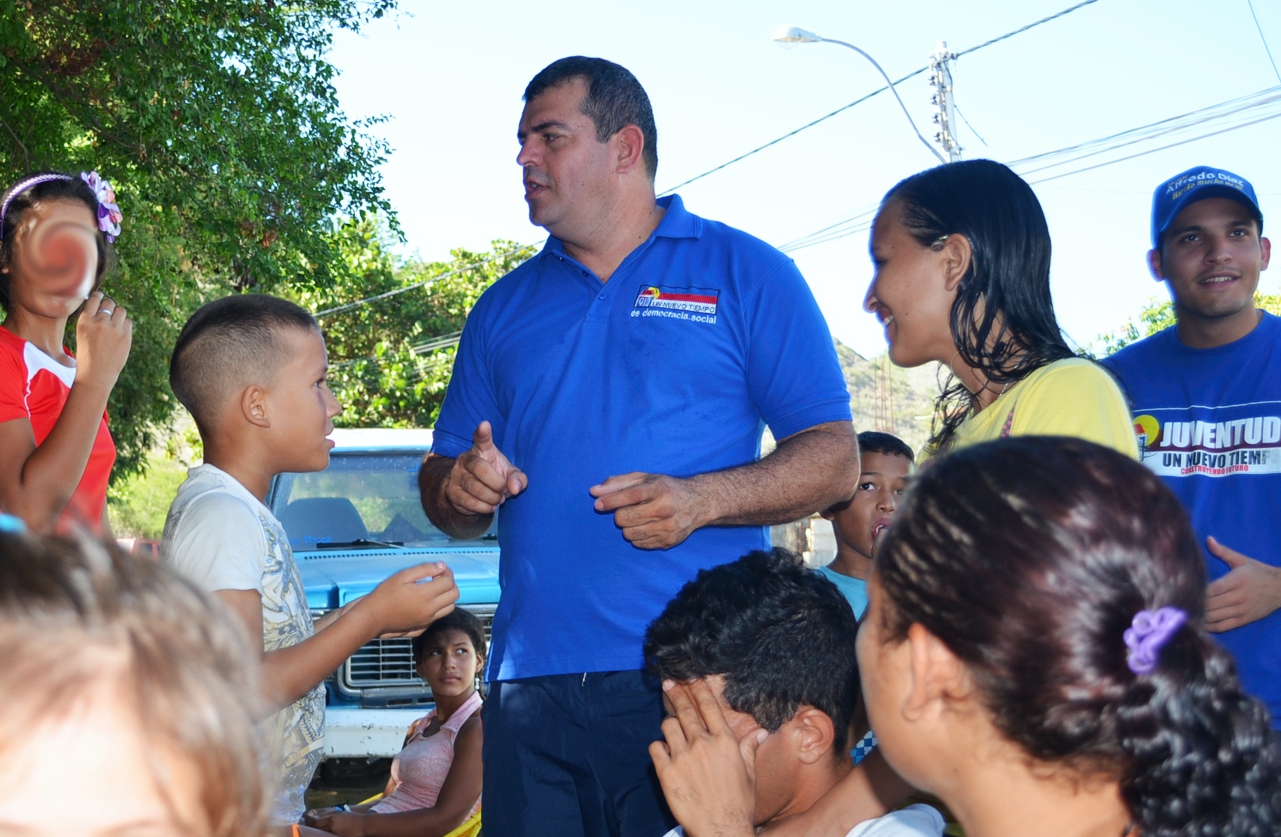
[75,292,132,389]
[307,811,367,837]
[304,807,340,822]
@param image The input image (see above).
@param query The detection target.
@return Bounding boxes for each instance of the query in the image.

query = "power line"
[778,86,1281,253]
[319,1,1105,320]
[1247,0,1281,86]
[314,245,531,318]
[1028,109,1281,184]
[1006,86,1280,170]
[952,0,1099,58]
[658,71,928,196]
[658,0,1103,197]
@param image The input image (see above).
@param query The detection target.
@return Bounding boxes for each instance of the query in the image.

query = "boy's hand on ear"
[363,562,459,637]
[446,421,527,515]
[649,679,760,837]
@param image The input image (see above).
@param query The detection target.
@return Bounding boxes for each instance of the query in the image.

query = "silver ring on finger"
[99,308,115,317]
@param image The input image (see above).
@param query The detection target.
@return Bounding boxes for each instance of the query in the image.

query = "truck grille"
[335,604,495,699]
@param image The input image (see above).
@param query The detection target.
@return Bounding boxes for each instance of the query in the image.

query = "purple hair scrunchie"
[1124,606,1188,675]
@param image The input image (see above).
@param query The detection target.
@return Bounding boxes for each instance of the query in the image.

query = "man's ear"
[787,706,837,765]
[902,622,969,722]
[940,233,973,293]
[241,384,271,429]
[1147,248,1165,282]
[1260,236,1271,271]
[613,124,646,177]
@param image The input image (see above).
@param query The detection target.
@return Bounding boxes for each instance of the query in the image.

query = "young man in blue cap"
[1104,166,1280,727]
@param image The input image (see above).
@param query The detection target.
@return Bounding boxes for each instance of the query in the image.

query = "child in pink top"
[372,689,483,816]
[305,608,486,837]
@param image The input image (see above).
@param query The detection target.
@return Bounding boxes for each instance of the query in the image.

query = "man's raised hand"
[446,421,528,516]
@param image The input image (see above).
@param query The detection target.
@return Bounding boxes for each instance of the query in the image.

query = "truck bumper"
[323,707,430,758]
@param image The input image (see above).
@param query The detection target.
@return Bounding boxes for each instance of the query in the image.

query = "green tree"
[1099,293,1281,354]
[292,220,536,428]
[0,0,395,477]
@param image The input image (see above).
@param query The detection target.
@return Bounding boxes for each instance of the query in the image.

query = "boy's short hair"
[644,548,860,753]
[170,294,318,432]
[0,530,267,835]
[856,431,915,463]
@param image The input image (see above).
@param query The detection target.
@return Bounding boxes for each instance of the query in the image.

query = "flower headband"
[1124,606,1187,675]
[0,171,123,243]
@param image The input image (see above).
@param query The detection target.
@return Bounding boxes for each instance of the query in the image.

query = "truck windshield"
[273,453,465,551]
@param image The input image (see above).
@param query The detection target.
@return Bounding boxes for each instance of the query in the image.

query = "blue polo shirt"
[433,195,852,680]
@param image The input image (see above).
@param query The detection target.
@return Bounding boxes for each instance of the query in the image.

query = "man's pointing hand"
[445,421,528,516]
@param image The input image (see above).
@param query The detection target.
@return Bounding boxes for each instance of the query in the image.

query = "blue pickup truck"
[266,428,499,765]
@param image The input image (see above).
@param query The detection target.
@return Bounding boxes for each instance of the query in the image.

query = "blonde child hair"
[0,525,271,837]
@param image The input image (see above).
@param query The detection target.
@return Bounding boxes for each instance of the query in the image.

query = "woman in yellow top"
[863,159,1137,459]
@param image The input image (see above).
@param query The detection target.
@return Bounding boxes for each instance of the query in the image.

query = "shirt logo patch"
[631,285,720,324]
[1134,412,1281,477]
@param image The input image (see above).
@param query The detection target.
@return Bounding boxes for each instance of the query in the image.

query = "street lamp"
[773,24,947,165]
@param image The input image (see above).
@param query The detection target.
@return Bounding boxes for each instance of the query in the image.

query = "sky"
[326,0,1281,359]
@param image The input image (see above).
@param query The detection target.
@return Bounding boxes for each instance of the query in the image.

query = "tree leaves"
[1,0,395,477]
[294,217,535,429]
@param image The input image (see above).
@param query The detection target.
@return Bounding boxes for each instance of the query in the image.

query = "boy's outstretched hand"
[650,679,762,837]
[363,562,459,637]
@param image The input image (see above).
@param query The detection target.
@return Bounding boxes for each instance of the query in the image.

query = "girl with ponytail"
[859,435,1281,837]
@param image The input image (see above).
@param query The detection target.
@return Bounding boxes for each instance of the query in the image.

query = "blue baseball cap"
[1151,166,1263,248]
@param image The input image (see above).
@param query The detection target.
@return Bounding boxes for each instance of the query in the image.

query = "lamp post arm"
[818,37,947,165]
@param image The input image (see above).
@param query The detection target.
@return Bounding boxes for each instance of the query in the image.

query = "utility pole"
[928,41,962,163]
[873,354,897,434]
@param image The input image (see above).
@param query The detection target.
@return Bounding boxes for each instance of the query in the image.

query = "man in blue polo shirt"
[418,57,858,837]
[1104,165,1281,728]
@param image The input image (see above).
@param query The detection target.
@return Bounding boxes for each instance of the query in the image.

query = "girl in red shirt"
[0,171,130,535]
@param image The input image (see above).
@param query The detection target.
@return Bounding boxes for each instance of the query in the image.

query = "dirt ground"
[305,759,392,810]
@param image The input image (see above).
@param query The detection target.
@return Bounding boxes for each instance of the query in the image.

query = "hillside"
[834,340,943,455]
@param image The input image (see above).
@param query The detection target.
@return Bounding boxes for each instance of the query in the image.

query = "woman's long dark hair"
[881,160,1075,452]
[876,436,1281,837]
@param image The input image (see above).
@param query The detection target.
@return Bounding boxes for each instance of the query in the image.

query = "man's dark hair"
[169,294,319,433]
[857,431,915,463]
[524,56,658,182]
[644,548,860,754]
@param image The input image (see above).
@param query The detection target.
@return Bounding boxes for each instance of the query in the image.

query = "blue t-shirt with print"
[1104,312,1281,727]
[433,195,853,680]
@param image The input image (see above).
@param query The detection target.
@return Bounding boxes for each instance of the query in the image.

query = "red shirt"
[0,325,116,532]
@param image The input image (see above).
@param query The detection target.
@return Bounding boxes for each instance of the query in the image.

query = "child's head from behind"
[0,527,268,837]
[170,294,338,472]
[413,607,487,699]
[823,431,914,564]
[644,549,860,827]
[859,437,1281,835]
